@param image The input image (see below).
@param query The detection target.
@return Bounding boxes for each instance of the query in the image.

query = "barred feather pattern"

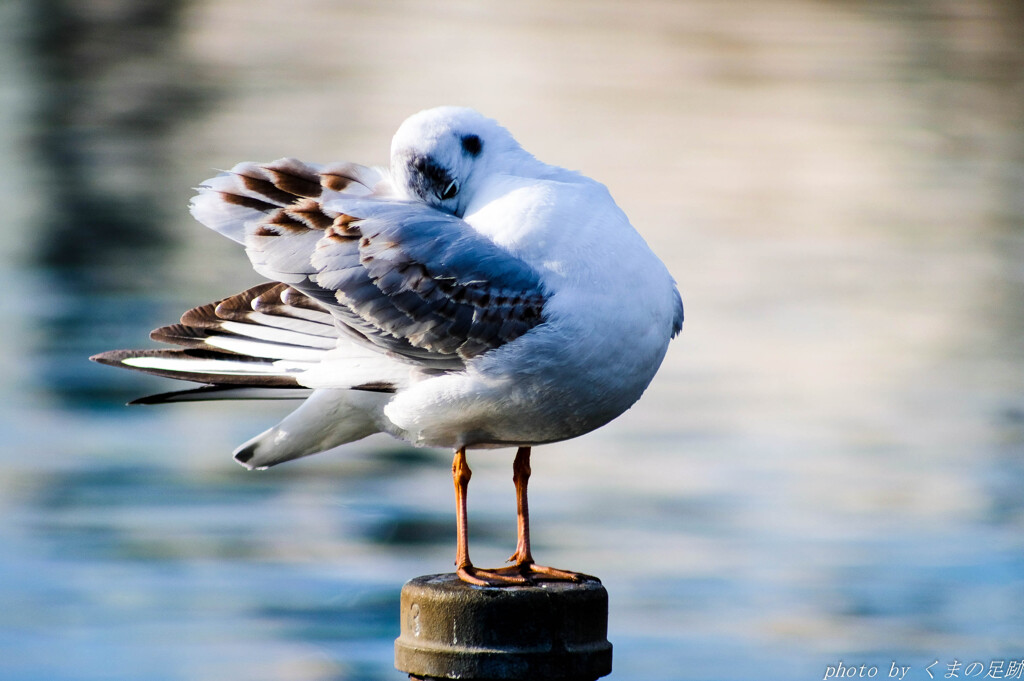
[90,282,334,388]
[195,157,548,370]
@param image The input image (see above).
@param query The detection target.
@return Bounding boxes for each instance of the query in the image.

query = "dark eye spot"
[461,134,482,157]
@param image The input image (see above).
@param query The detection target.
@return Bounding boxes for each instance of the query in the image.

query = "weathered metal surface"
[395,573,612,681]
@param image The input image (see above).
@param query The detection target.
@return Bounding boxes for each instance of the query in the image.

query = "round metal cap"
[395,573,612,681]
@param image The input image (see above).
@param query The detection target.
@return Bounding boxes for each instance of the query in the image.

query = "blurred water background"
[1,1,1022,679]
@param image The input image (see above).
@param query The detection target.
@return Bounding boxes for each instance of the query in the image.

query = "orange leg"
[452,446,597,587]
[453,447,473,577]
[508,445,535,565]
[453,447,527,586]
[507,446,595,583]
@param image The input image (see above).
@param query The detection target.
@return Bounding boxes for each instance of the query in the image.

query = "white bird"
[93,106,683,585]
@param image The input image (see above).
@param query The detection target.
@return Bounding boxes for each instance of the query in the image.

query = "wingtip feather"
[90,349,135,367]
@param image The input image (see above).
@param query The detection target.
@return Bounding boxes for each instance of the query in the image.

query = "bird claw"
[456,563,599,587]
[457,565,530,586]
[519,562,600,584]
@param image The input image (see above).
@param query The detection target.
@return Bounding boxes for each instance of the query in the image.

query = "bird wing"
[90,282,340,391]
[190,159,548,370]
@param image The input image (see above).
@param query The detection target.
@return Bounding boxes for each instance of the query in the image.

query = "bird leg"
[451,446,596,587]
[508,445,535,566]
[453,446,474,578]
[505,446,595,583]
[452,447,528,586]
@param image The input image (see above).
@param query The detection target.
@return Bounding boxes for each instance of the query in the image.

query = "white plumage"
[94,106,683,584]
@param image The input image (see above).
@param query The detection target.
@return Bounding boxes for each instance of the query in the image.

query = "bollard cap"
[395,573,612,681]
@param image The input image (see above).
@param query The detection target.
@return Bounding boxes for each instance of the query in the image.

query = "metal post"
[395,573,612,681]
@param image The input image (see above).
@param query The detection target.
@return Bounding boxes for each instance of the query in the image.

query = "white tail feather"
[217,320,336,349]
[233,389,389,468]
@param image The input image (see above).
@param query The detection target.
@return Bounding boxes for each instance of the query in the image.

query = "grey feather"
[189,159,549,371]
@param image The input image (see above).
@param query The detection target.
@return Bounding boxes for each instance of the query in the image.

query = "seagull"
[92,106,683,586]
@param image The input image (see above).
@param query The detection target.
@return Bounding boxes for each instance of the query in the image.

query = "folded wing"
[190,158,548,370]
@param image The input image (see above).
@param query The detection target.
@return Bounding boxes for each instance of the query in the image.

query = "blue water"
[2,1,1022,679]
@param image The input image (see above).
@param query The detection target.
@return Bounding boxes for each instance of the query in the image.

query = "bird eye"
[461,134,482,157]
[441,179,459,201]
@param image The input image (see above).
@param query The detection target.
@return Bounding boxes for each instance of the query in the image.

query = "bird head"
[390,107,520,216]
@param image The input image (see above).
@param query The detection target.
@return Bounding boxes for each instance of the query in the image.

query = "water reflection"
[1,0,1022,680]
[24,0,207,406]
[27,0,205,270]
